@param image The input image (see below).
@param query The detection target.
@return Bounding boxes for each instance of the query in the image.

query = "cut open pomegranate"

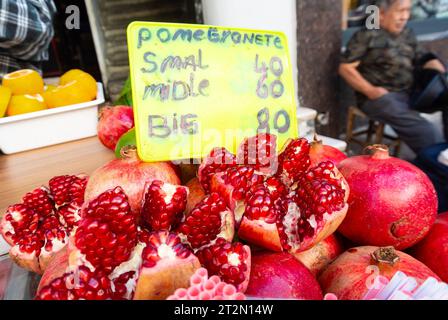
[37,188,200,300]
[1,174,88,274]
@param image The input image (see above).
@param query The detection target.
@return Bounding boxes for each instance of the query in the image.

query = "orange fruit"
[60,69,97,100]
[43,80,93,108]
[6,94,47,116]
[2,69,44,95]
[0,86,12,117]
[60,69,84,85]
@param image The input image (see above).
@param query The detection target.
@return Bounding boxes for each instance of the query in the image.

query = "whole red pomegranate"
[319,246,440,300]
[337,145,438,250]
[309,136,347,167]
[84,146,180,215]
[292,234,343,276]
[410,212,448,282]
[0,174,88,274]
[245,252,323,300]
[97,105,134,150]
[36,188,200,300]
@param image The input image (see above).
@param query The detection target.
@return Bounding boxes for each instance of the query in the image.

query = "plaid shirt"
[0,0,56,77]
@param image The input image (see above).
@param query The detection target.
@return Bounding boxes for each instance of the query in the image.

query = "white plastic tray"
[0,83,105,154]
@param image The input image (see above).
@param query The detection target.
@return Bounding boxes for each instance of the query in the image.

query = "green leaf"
[114,76,133,106]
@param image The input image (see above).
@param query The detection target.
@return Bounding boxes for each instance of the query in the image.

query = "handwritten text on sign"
[127,22,297,162]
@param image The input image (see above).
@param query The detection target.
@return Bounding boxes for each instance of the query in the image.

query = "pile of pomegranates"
[2,132,447,300]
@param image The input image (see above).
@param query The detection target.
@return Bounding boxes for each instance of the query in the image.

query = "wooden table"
[0,137,115,216]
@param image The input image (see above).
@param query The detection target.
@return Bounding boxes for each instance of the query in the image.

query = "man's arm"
[411,29,446,73]
[423,59,446,73]
[339,61,389,100]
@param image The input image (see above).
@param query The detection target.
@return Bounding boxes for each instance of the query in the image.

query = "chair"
[346,106,401,156]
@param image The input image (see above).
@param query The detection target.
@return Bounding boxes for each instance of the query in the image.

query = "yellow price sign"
[127,22,298,162]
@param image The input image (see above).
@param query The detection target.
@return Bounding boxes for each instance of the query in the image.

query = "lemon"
[6,94,47,116]
[2,69,44,95]
[0,86,12,117]
[43,80,93,108]
[60,69,97,100]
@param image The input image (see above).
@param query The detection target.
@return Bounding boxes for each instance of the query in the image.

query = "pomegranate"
[198,135,349,255]
[0,174,87,274]
[184,178,206,215]
[36,188,201,300]
[177,193,235,250]
[133,230,200,300]
[318,246,440,300]
[196,239,251,292]
[292,234,344,276]
[410,212,448,282]
[309,135,347,167]
[167,268,246,300]
[97,105,134,150]
[140,180,188,231]
[238,161,349,253]
[245,252,323,300]
[337,145,438,250]
[84,146,180,215]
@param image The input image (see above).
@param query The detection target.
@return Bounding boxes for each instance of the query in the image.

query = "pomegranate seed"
[22,187,54,217]
[141,180,188,231]
[220,166,264,201]
[264,177,288,201]
[57,202,82,231]
[276,138,311,186]
[49,175,87,207]
[244,184,280,224]
[177,193,234,250]
[198,148,237,192]
[2,204,39,243]
[196,239,250,291]
[74,187,137,274]
[35,266,113,300]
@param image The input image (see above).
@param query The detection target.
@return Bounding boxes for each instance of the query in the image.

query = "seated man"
[339,0,447,154]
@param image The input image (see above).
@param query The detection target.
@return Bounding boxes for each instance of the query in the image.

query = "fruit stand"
[0,19,447,302]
